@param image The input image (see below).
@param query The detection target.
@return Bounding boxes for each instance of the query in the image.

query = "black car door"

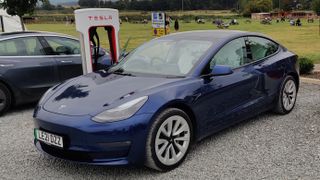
[0,36,59,99]
[194,37,265,133]
[41,36,83,81]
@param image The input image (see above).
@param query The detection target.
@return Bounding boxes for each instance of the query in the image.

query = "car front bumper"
[33,106,153,166]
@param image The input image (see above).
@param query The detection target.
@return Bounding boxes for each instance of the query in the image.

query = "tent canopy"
[0,9,24,32]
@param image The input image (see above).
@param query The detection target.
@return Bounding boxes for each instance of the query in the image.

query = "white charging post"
[75,8,120,74]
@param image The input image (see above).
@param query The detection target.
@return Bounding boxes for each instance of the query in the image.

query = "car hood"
[43,71,180,116]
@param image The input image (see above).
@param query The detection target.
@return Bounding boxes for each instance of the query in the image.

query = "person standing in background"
[174,19,179,32]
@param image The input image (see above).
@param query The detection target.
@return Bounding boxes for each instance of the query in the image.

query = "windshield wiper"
[164,75,185,78]
[111,68,135,77]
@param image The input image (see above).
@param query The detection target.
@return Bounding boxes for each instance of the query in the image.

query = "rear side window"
[0,37,45,56]
[247,37,279,61]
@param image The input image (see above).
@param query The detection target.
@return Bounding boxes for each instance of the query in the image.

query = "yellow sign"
[153,28,165,37]
[153,27,170,37]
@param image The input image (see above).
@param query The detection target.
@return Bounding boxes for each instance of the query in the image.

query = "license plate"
[35,129,64,148]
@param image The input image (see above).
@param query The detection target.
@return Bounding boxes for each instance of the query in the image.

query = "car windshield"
[109,39,213,77]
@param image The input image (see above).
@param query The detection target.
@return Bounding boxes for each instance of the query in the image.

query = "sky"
[50,0,78,5]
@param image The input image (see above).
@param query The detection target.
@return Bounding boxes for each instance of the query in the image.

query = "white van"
[0,8,24,32]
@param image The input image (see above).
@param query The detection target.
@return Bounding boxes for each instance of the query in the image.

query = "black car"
[0,31,110,114]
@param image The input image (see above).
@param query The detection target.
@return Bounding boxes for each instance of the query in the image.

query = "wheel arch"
[287,71,299,91]
[151,100,198,142]
[0,79,15,106]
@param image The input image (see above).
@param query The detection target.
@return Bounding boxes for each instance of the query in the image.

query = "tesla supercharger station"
[75,8,120,74]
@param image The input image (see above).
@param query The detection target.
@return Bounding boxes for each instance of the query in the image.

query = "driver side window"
[44,36,80,55]
[210,38,247,69]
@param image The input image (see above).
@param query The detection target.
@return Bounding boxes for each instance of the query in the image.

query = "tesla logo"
[59,105,67,110]
[88,15,113,21]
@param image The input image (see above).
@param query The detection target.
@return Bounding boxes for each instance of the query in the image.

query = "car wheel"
[0,83,12,115]
[274,76,297,114]
[145,108,193,171]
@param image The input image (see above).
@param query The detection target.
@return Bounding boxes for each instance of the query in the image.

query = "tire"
[274,76,298,114]
[145,108,193,171]
[0,83,12,115]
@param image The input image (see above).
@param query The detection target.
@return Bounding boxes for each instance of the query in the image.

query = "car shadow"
[189,111,275,150]
[4,103,37,116]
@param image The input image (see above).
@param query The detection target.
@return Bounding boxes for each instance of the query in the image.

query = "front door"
[195,38,265,132]
[42,36,82,81]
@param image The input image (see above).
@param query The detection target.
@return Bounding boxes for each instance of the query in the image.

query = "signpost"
[151,12,169,37]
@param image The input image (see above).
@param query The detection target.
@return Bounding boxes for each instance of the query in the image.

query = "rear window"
[247,37,279,61]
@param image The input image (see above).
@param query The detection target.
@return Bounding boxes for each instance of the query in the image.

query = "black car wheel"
[145,108,193,171]
[0,83,12,115]
[274,76,298,114]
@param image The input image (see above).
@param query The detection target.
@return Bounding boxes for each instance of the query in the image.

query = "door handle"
[60,60,73,63]
[0,64,14,67]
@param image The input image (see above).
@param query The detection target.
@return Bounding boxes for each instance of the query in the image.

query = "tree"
[56,5,64,11]
[0,0,44,31]
[313,0,320,15]
[78,0,98,8]
[300,0,312,10]
[78,0,239,11]
[41,0,55,11]
[281,0,294,11]
[241,0,273,16]
[312,0,320,36]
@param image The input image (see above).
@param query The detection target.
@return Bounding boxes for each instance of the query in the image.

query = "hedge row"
[25,14,242,24]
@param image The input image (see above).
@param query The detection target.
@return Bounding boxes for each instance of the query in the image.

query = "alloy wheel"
[282,79,297,111]
[155,115,191,166]
[0,88,7,112]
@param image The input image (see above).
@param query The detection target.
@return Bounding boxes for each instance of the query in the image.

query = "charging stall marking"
[75,8,120,74]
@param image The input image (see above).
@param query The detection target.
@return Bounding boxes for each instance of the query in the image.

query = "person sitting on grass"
[296,18,302,26]
[290,19,295,26]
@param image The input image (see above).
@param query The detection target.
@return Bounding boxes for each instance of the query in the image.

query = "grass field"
[27,18,320,63]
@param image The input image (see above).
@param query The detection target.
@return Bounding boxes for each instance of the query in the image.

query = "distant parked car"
[197,19,205,24]
[0,31,111,114]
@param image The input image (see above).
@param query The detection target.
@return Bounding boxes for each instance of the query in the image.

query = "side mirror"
[211,65,233,76]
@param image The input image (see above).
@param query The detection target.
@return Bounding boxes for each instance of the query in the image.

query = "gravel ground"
[0,83,319,180]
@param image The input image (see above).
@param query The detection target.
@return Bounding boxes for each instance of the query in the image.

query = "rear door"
[41,36,82,81]
[0,36,59,98]
[245,36,282,102]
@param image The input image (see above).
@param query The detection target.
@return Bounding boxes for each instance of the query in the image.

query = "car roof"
[160,30,263,41]
[0,31,78,40]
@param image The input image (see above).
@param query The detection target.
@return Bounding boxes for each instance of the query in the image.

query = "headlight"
[92,96,148,123]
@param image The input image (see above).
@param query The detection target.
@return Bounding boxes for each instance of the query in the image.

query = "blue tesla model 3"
[33,30,299,171]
